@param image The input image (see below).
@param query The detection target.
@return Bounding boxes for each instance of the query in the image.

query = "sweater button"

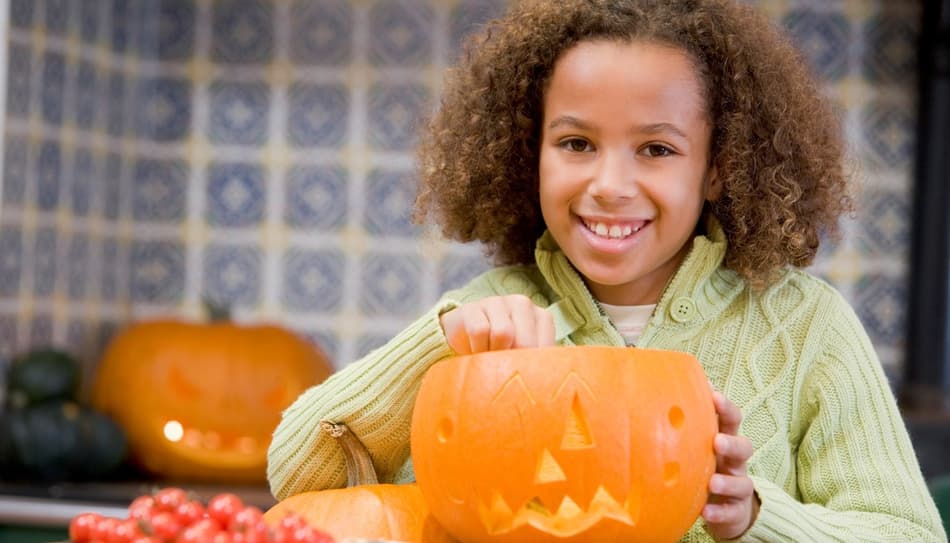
[670,297,696,323]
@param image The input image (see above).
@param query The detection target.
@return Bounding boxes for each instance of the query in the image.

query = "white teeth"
[584,220,642,239]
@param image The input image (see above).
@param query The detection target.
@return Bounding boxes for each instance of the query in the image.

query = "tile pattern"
[0,0,918,381]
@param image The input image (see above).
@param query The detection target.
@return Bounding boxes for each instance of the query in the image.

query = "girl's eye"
[561,138,593,153]
[644,144,675,157]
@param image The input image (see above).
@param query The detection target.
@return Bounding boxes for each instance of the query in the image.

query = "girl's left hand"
[703,389,759,540]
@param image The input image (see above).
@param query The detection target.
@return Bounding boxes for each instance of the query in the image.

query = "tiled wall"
[0,0,919,389]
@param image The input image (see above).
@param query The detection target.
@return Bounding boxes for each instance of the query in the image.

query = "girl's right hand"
[439,295,556,354]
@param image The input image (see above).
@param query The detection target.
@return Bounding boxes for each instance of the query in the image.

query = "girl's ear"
[704,165,722,202]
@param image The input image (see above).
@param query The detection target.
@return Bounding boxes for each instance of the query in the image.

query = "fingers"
[715,433,754,475]
[712,390,743,436]
[439,295,556,354]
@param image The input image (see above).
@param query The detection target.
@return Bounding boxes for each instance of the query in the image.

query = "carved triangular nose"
[535,448,567,483]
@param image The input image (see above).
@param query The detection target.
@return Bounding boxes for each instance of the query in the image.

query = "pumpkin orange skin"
[263,484,456,543]
[410,346,717,543]
[91,319,333,483]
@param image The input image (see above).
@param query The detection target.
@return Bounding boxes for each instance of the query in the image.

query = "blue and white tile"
[2,137,30,208]
[103,154,123,219]
[862,11,918,84]
[33,228,58,297]
[6,43,32,119]
[0,315,18,359]
[857,188,909,258]
[211,0,274,64]
[449,0,506,58]
[0,227,23,298]
[106,71,127,137]
[29,315,55,348]
[10,0,35,28]
[135,77,193,142]
[439,252,491,293]
[280,248,344,312]
[303,329,339,367]
[854,273,906,346]
[42,51,66,125]
[284,165,347,230]
[861,97,914,170]
[208,80,270,146]
[77,0,102,43]
[368,0,433,66]
[111,0,132,54]
[71,148,97,217]
[206,162,266,227]
[45,0,71,36]
[367,82,430,151]
[130,239,186,303]
[138,0,196,61]
[67,233,91,300]
[286,82,348,148]
[73,60,100,130]
[36,141,62,212]
[359,252,422,317]
[289,0,352,66]
[363,168,418,237]
[781,8,851,81]
[132,158,188,222]
[100,238,120,301]
[202,244,262,306]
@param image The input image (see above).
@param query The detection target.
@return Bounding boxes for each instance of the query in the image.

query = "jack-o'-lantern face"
[411,346,716,543]
[92,320,333,483]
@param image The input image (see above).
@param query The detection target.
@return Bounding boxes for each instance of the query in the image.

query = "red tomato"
[154,487,189,512]
[206,493,244,529]
[128,495,157,521]
[91,516,121,542]
[148,511,183,541]
[69,512,102,543]
[175,499,207,526]
[112,518,146,543]
[178,518,222,543]
[227,505,263,532]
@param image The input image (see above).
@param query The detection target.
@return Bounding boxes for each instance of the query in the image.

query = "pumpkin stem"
[320,421,379,487]
[202,297,232,322]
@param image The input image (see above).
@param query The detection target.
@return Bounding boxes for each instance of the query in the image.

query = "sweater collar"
[535,216,739,344]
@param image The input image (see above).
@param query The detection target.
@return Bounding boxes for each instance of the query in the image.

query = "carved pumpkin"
[91,309,333,483]
[410,346,717,543]
[263,422,456,543]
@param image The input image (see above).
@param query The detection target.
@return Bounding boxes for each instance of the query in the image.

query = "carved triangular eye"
[535,448,566,483]
[561,393,594,449]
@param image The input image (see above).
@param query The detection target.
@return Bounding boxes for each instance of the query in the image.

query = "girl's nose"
[587,151,639,202]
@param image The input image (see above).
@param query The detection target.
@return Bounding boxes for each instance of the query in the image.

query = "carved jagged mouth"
[477,485,638,537]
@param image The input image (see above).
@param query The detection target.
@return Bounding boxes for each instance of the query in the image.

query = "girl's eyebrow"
[546,116,688,140]
[546,115,591,131]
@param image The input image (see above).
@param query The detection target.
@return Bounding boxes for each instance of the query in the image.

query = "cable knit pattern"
[267,223,945,542]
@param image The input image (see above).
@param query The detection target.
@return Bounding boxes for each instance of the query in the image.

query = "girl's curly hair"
[414,0,852,287]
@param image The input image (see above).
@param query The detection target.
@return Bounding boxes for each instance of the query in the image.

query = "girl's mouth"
[582,218,648,240]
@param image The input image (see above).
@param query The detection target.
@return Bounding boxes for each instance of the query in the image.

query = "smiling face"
[539,40,720,306]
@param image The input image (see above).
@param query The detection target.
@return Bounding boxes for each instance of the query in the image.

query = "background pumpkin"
[263,422,455,543]
[410,345,717,543]
[91,307,333,483]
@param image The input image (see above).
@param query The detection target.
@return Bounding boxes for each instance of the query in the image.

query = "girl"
[268,0,945,540]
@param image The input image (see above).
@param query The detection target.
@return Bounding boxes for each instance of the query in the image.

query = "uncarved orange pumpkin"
[410,346,717,543]
[92,313,333,483]
[264,422,456,543]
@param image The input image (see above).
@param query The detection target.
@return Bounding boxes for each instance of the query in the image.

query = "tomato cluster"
[68,487,334,543]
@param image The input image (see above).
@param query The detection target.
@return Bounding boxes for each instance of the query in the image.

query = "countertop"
[0,480,276,527]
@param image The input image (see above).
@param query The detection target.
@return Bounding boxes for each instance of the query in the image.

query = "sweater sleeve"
[266,299,459,500]
[734,299,946,542]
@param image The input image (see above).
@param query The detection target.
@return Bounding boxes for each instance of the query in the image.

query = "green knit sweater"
[268,225,945,542]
